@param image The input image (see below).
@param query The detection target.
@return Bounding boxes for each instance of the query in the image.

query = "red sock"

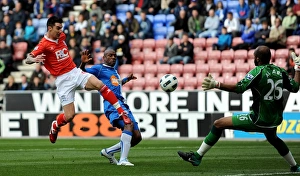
[100,85,124,114]
[57,113,68,127]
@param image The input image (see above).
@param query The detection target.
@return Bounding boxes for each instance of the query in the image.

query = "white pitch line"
[223,172,300,176]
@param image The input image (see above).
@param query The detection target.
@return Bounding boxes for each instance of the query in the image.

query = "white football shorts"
[55,67,92,106]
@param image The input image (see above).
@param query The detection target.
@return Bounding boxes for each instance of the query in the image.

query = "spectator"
[267,6,281,29]
[4,75,18,91]
[282,7,297,37]
[137,11,153,39]
[265,17,286,50]
[0,28,12,47]
[237,0,250,25]
[89,3,103,22]
[69,49,81,67]
[33,0,48,19]
[22,0,35,18]
[13,21,24,42]
[99,0,116,14]
[19,74,30,91]
[160,36,178,64]
[266,0,281,15]
[87,14,101,41]
[68,38,81,61]
[224,12,241,38]
[74,14,88,32]
[232,18,255,50]
[0,59,5,83]
[212,27,232,51]
[173,10,189,39]
[250,0,267,24]
[63,14,77,32]
[286,48,296,78]
[47,0,63,18]
[114,35,132,66]
[215,1,227,25]
[113,24,129,48]
[279,0,294,18]
[159,0,172,14]
[202,0,216,16]
[78,28,91,47]
[28,76,46,90]
[124,11,140,40]
[293,0,300,24]
[198,9,219,38]
[110,14,123,35]
[188,9,205,38]
[0,15,14,36]
[79,3,90,21]
[188,0,201,17]
[251,20,270,49]
[66,25,80,46]
[0,40,13,77]
[148,0,161,15]
[99,13,112,36]
[133,0,150,15]
[79,38,93,57]
[10,2,26,27]
[0,0,15,17]
[168,33,193,64]
[100,26,114,52]
[174,0,188,18]
[30,63,46,84]
[59,0,73,16]
[44,74,56,90]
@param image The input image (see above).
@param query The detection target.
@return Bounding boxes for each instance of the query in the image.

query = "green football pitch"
[0,138,299,176]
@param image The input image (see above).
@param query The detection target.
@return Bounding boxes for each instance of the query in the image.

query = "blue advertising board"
[233,112,300,139]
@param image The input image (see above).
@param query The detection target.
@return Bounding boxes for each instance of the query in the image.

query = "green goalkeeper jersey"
[236,64,299,127]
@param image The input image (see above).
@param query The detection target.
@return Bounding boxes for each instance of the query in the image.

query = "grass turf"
[0,138,299,176]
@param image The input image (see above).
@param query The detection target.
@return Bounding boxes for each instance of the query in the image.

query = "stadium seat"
[167,26,175,36]
[12,42,28,61]
[211,72,222,80]
[234,50,248,60]
[166,14,176,26]
[287,35,300,48]
[144,52,157,65]
[224,76,238,84]
[275,49,289,60]
[116,4,129,14]
[193,38,206,49]
[130,39,143,49]
[153,23,164,28]
[222,72,234,79]
[227,0,239,10]
[130,48,141,55]
[221,50,234,62]
[118,64,132,74]
[143,47,154,53]
[236,72,246,80]
[157,64,170,78]
[274,58,287,69]
[222,63,236,73]
[176,77,184,90]
[131,52,144,65]
[196,63,209,74]
[236,63,250,72]
[248,59,255,70]
[32,18,39,29]
[129,3,135,12]
[232,37,243,47]
[132,64,145,77]
[146,15,154,23]
[117,15,126,23]
[155,39,168,49]
[122,79,133,91]
[193,47,203,54]
[208,50,221,62]
[247,49,255,60]
[184,77,198,90]
[134,15,141,23]
[194,50,208,63]
[170,64,183,77]
[153,26,167,38]
[155,48,165,61]
[209,63,223,74]
[145,77,159,90]
[154,14,166,25]
[144,64,157,77]
[206,37,218,48]
[132,78,146,90]
[183,64,196,76]
[143,39,156,49]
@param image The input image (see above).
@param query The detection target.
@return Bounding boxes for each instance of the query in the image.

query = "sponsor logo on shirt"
[246,74,254,80]
[110,75,119,86]
[34,46,39,50]
[55,48,69,61]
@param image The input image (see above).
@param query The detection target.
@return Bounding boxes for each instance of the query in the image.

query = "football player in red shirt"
[26,16,131,143]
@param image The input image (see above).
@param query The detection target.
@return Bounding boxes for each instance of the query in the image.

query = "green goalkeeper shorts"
[232,113,275,132]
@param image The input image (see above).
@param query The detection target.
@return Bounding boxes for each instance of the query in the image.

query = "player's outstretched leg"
[177,151,202,166]
[49,113,68,143]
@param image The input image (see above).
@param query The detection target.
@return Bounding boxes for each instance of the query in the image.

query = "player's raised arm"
[79,50,92,71]
[201,73,237,92]
[121,73,137,85]
[25,53,46,64]
[291,52,300,85]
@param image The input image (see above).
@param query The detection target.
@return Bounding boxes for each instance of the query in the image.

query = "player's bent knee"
[213,119,222,129]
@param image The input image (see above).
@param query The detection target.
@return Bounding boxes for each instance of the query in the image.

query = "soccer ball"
[159,74,178,92]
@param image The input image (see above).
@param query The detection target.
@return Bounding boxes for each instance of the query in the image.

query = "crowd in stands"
[1,0,300,91]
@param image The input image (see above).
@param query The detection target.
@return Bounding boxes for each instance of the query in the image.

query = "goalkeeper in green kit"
[178,46,300,172]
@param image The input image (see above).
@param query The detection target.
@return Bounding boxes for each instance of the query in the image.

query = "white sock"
[196,141,212,156]
[283,151,297,166]
[120,130,132,162]
[106,142,121,155]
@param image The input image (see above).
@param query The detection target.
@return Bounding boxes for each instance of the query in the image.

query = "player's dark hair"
[47,16,63,28]
[254,46,271,64]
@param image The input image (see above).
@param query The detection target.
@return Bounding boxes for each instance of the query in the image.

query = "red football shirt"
[31,33,76,76]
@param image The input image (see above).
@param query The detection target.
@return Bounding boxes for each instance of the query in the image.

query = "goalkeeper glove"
[202,73,220,91]
[291,52,300,71]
